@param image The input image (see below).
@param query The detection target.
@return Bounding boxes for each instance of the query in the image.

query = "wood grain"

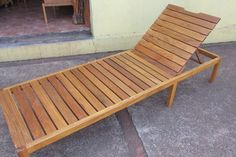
[0,5,220,157]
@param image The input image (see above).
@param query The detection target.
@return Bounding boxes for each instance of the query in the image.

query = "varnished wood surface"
[0,4,220,157]
[134,4,220,76]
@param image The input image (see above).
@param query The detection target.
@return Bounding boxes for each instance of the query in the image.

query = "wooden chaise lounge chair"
[0,4,221,157]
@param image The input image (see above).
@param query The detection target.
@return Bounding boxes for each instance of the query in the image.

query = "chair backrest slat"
[133,4,220,76]
[167,4,220,23]
[159,14,211,35]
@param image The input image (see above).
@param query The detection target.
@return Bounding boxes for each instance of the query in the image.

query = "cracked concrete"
[129,42,236,157]
[0,42,236,157]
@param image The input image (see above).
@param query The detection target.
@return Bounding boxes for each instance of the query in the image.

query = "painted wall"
[90,0,236,45]
[1,0,236,62]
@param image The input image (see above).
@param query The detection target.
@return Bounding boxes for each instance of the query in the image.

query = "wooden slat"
[0,90,32,146]
[147,29,195,53]
[152,23,201,47]
[26,53,221,154]
[78,66,122,103]
[30,81,67,129]
[0,90,26,148]
[116,55,162,84]
[92,62,136,97]
[97,60,143,93]
[11,87,45,139]
[151,24,201,47]
[22,84,57,134]
[128,51,174,79]
[63,71,106,111]
[135,44,182,72]
[139,39,186,66]
[159,14,211,35]
[112,56,156,86]
[133,50,177,76]
[143,34,192,60]
[48,76,87,119]
[85,64,129,100]
[71,69,114,107]
[163,9,216,29]
[105,58,151,89]
[155,19,206,41]
[39,79,78,124]
[122,53,167,81]
[56,73,97,115]
[167,4,220,23]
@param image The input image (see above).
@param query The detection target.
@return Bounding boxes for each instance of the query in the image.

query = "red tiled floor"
[0,0,89,37]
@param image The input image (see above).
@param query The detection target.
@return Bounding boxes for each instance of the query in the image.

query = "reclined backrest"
[133,4,220,76]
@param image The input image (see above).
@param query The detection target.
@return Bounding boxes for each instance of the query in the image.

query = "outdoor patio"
[0,42,235,157]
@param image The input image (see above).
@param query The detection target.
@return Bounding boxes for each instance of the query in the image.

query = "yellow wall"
[1,0,236,62]
[90,0,236,44]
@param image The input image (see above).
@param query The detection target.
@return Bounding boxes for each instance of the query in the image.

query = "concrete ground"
[0,42,236,157]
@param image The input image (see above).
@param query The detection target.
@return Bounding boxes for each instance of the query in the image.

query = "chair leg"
[209,61,221,83]
[17,147,30,157]
[167,83,178,108]
[42,3,48,24]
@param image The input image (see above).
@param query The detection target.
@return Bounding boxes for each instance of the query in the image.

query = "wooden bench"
[0,4,221,157]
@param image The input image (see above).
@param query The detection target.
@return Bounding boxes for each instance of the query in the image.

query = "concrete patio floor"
[0,42,236,157]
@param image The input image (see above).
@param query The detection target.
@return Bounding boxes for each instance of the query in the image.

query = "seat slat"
[63,71,106,111]
[116,55,162,84]
[122,53,167,81]
[39,79,78,124]
[31,81,67,129]
[48,76,87,119]
[5,90,33,144]
[0,107,23,147]
[167,4,220,23]
[155,19,206,41]
[134,50,178,76]
[135,44,182,72]
[85,64,129,100]
[139,39,186,66]
[163,9,216,29]
[78,66,122,103]
[21,84,57,134]
[104,59,150,90]
[0,90,30,148]
[56,73,97,115]
[159,14,211,35]
[71,69,114,107]
[92,62,136,97]
[143,34,192,60]
[109,57,156,87]
[127,52,173,79]
[147,29,196,53]
[97,60,143,93]
[11,87,45,139]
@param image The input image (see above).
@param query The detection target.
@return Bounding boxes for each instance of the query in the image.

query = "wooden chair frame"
[1,48,221,157]
[0,4,221,157]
